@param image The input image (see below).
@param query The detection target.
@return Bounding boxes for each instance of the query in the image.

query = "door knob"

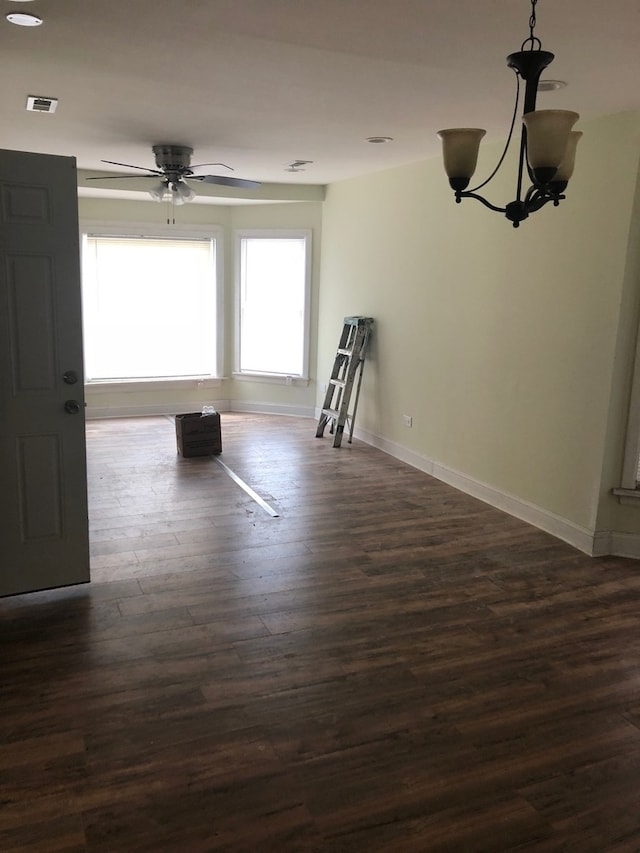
[64,399,81,414]
[63,370,79,385]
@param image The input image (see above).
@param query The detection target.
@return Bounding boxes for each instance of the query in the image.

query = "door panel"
[0,149,90,596]
[8,254,57,390]
[17,434,64,540]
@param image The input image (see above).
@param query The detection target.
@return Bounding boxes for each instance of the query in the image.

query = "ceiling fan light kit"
[437,0,581,228]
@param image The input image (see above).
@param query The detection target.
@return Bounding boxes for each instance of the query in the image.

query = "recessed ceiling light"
[6,12,43,26]
[366,136,393,144]
[538,79,567,92]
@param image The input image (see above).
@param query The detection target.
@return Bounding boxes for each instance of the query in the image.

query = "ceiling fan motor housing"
[152,144,193,172]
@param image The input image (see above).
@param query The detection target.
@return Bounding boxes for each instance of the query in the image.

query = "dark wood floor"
[2,413,640,852]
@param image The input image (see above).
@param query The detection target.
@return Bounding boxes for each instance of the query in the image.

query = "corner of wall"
[594,121,640,540]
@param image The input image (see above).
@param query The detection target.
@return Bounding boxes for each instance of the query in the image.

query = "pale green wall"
[79,197,322,416]
[79,197,232,229]
[317,111,640,533]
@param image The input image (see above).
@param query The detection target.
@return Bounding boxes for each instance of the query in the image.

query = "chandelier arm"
[525,182,565,203]
[455,191,507,214]
[527,192,565,214]
[467,71,521,195]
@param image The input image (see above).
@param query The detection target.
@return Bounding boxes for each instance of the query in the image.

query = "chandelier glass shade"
[437,0,581,228]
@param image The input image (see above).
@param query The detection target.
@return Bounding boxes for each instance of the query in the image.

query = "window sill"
[85,376,222,393]
[612,487,640,506]
[232,371,309,387]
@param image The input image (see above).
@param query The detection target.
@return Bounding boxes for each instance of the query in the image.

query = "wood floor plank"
[2,412,640,850]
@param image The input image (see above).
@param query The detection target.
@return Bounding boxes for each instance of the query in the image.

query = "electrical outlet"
[402,414,413,428]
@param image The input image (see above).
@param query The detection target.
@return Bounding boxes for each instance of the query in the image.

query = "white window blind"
[82,235,217,381]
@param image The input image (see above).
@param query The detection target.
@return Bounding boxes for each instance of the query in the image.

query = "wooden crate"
[175,412,222,457]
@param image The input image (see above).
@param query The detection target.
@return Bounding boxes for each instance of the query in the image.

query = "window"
[235,230,311,379]
[81,227,220,382]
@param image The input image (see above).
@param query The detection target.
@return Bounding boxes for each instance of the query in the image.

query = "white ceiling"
[2,0,640,201]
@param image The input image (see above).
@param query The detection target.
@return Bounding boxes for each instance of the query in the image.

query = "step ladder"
[316,316,373,447]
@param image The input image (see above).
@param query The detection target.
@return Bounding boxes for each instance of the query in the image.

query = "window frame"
[79,220,224,389]
[613,324,640,503]
[233,229,312,383]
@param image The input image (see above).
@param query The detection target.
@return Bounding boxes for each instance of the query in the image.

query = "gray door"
[0,149,90,596]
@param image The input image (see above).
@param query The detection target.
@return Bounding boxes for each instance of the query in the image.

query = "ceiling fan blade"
[189,162,233,172]
[191,175,261,189]
[85,174,161,181]
[100,159,162,174]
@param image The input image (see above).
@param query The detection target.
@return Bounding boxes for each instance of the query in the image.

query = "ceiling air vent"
[26,95,58,114]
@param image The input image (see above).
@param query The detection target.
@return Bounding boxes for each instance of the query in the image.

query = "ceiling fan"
[86,144,261,204]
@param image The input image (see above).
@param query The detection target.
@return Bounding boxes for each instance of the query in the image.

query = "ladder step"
[322,407,341,419]
[337,348,353,356]
[330,378,346,388]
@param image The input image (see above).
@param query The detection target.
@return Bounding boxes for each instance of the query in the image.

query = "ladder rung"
[322,407,340,419]
[330,378,346,387]
[337,348,353,356]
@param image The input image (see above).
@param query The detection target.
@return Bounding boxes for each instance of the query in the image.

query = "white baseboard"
[592,531,611,557]
[86,400,231,419]
[87,400,315,420]
[230,400,316,418]
[592,531,640,559]
[352,424,601,557]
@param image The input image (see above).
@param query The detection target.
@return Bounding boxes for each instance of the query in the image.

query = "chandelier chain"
[529,0,537,39]
[521,0,542,51]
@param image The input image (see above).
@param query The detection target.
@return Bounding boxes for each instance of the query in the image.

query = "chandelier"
[437,0,581,228]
